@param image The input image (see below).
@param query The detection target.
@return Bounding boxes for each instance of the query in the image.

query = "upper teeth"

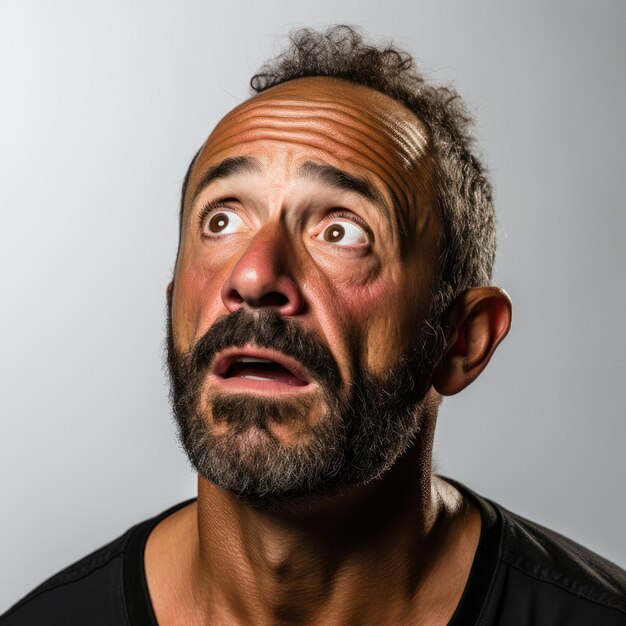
[235,357,274,363]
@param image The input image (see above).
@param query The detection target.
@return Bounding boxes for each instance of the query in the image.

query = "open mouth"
[213,349,311,388]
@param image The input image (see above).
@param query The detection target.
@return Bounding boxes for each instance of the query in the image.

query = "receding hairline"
[227,75,432,144]
[180,75,433,223]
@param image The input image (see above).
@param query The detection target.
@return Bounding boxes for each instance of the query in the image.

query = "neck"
[146,399,481,625]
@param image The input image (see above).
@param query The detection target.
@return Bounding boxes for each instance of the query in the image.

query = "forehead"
[185,77,435,234]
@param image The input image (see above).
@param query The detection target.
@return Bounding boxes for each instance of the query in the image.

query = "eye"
[203,210,245,237]
[316,219,368,246]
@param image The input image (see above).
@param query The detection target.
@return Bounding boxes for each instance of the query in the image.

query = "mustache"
[189,308,342,392]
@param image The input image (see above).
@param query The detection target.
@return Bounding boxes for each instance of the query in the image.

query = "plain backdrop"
[1,0,625,612]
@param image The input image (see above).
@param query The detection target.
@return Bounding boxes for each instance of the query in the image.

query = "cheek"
[171,248,230,351]
[330,267,424,376]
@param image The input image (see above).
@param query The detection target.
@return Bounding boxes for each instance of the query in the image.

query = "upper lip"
[211,346,312,384]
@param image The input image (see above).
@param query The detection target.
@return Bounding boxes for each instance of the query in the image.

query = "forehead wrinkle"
[205,115,416,199]
[211,105,392,150]
[208,126,397,186]
[225,95,416,136]
[212,98,428,168]
[245,84,430,155]
[209,99,430,205]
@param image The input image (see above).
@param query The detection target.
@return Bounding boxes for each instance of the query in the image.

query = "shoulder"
[482,493,626,624]
[0,527,133,626]
[497,503,626,612]
[500,503,626,597]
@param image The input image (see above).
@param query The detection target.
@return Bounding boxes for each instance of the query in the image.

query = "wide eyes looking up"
[199,203,370,248]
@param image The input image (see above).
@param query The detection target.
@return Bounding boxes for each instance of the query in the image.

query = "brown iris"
[324,224,345,243]
[209,213,229,233]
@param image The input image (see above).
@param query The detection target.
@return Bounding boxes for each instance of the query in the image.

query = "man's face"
[167,77,443,500]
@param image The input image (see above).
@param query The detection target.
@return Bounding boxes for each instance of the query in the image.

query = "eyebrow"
[297,161,388,214]
[191,155,262,203]
[189,155,392,221]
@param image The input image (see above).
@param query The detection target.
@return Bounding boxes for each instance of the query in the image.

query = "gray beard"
[166,307,443,501]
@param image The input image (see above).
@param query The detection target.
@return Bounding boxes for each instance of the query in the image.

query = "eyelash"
[322,209,369,233]
[198,200,230,228]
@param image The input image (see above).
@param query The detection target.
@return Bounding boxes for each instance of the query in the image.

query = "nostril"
[226,288,289,309]
[229,290,244,305]
[257,291,289,307]
[258,292,289,307]
[221,268,304,314]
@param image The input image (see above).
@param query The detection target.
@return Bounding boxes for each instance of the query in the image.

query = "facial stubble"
[167,307,443,501]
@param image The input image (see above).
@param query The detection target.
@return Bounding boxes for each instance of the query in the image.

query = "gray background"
[1,0,625,612]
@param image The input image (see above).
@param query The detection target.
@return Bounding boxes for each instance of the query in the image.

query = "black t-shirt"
[2,482,626,625]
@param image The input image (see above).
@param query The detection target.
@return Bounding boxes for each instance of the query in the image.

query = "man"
[2,25,625,625]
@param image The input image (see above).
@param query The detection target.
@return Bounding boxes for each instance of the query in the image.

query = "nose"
[220,224,305,316]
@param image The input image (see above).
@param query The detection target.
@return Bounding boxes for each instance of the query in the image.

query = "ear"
[432,286,512,396]
[166,280,174,308]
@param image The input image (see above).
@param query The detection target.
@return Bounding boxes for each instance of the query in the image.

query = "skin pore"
[146,77,512,625]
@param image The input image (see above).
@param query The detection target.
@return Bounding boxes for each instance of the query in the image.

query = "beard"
[166,306,444,501]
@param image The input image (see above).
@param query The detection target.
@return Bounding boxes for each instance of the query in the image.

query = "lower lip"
[208,374,315,395]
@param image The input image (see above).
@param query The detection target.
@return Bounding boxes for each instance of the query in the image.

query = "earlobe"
[432,287,512,396]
